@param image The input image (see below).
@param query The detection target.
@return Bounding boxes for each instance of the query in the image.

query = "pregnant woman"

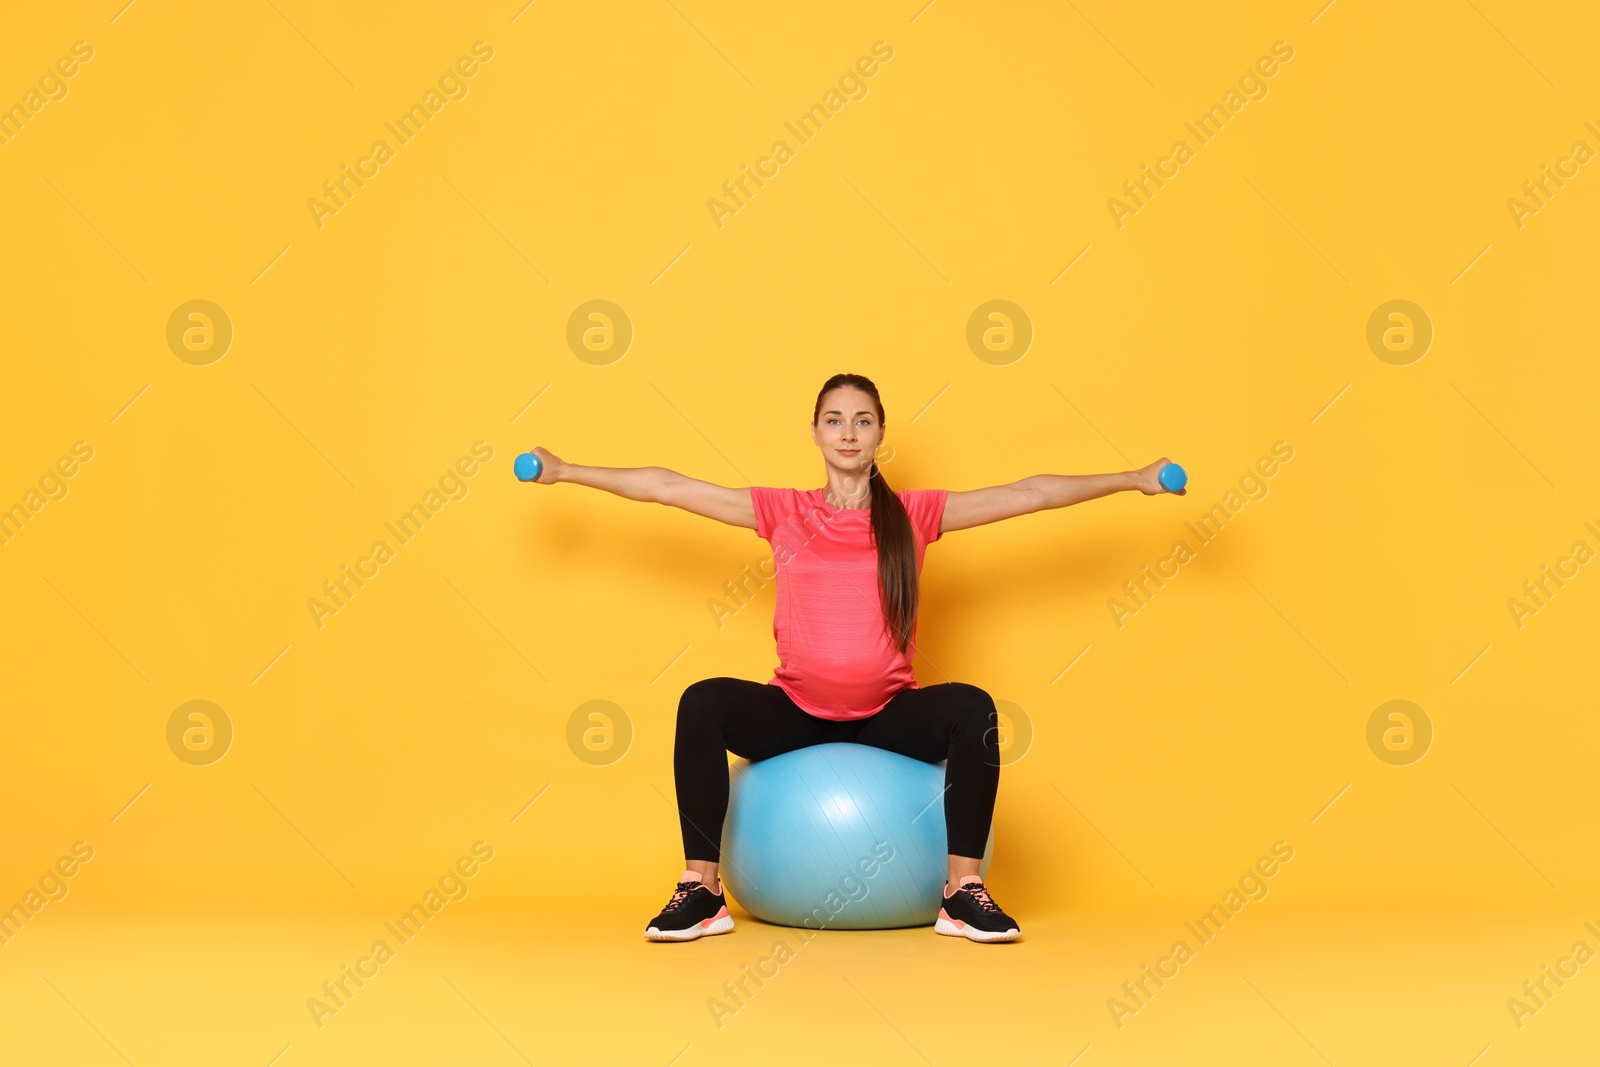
[524,373,1183,943]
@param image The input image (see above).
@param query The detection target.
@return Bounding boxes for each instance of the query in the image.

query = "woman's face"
[811,387,883,484]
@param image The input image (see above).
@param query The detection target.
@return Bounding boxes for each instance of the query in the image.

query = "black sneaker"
[644,872,734,941]
[935,878,1021,942]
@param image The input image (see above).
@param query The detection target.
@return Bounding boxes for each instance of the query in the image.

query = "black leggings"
[673,677,1001,862]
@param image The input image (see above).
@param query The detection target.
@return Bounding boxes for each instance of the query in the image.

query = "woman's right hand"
[1130,457,1185,496]
[529,446,564,484]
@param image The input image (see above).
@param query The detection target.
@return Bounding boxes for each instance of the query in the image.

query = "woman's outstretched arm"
[940,457,1184,535]
[524,446,756,529]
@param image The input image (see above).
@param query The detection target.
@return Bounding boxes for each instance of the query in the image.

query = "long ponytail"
[812,374,919,653]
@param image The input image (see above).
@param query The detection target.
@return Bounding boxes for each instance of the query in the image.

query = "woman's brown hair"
[812,374,919,653]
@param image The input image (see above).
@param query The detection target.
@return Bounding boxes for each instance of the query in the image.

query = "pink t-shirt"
[749,486,948,721]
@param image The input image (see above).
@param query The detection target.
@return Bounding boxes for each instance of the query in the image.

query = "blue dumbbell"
[1158,463,1187,493]
[514,452,543,482]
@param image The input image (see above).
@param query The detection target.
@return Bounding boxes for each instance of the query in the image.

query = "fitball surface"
[720,743,993,929]
[514,452,542,482]
[1159,462,1187,492]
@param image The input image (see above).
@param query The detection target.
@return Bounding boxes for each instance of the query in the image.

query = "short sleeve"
[899,489,948,545]
[749,486,796,543]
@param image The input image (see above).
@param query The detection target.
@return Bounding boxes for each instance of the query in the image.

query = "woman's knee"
[677,677,734,736]
[946,683,1001,762]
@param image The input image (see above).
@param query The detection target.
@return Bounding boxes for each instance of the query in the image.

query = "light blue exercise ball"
[720,743,993,930]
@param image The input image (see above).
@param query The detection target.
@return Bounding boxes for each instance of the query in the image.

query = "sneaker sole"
[934,915,1021,943]
[645,915,735,942]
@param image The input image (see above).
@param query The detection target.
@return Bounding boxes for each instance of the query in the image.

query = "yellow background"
[2,0,1597,1063]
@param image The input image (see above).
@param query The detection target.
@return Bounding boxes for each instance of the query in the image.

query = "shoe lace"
[662,880,700,912]
[960,881,1001,913]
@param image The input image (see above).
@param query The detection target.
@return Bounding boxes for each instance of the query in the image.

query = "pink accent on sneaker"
[679,870,722,895]
[700,905,731,927]
[944,875,984,899]
[938,908,965,929]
